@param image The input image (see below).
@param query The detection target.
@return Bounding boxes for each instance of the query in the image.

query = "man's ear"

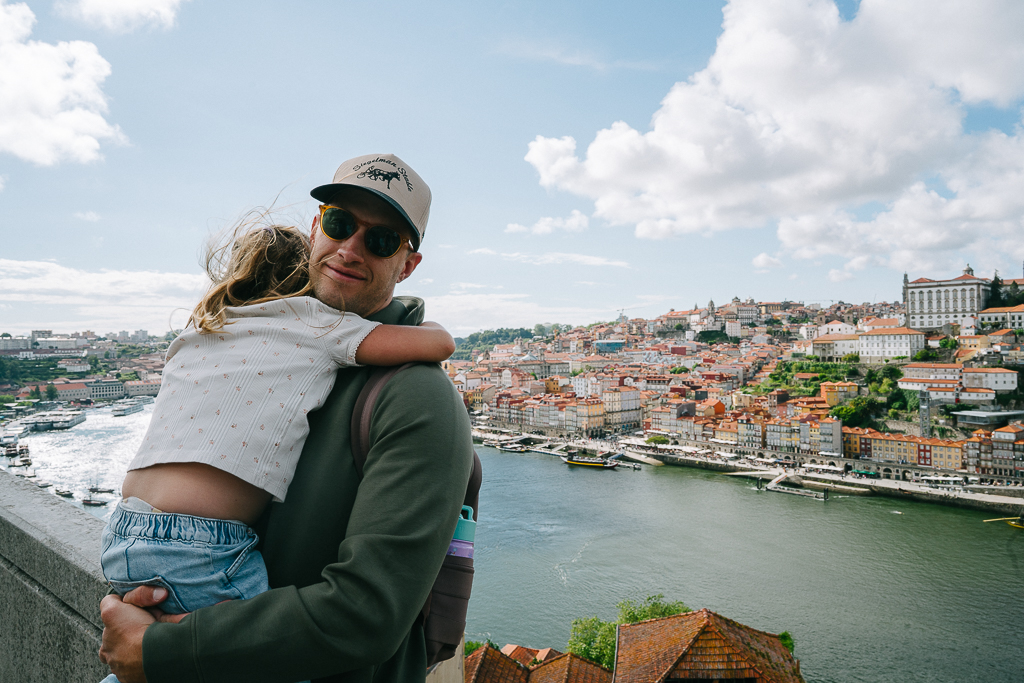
[397,251,423,283]
[310,215,319,245]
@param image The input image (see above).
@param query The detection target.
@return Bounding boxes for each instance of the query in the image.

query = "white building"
[962,368,1018,392]
[903,265,990,331]
[858,327,926,361]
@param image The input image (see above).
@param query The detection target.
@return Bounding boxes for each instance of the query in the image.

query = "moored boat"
[560,450,619,469]
[111,399,144,417]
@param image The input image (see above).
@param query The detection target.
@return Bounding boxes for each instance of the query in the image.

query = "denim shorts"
[100,497,270,614]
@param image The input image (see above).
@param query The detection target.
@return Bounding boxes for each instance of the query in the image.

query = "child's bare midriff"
[122,463,272,526]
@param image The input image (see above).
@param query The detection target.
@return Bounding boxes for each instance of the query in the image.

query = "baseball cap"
[311,154,431,250]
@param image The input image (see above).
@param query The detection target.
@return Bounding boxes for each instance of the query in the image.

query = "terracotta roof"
[858,327,924,336]
[529,653,611,683]
[613,609,804,683]
[466,646,530,683]
[500,645,564,668]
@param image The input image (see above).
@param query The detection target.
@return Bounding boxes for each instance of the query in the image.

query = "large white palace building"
[903,265,990,332]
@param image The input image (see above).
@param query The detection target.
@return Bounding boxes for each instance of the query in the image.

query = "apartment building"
[858,327,926,361]
[903,266,990,331]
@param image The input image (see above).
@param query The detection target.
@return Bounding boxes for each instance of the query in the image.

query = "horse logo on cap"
[357,165,401,189]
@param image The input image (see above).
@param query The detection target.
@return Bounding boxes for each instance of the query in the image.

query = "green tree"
[989,271,1005,308]
[0,394,16,404]
[830,396,881,428]
[779,631,795,654]
[913,349,939,361]
[0,332,10,338]
[568,595,690,669]
[646,435,670,445]
[939,337,957,349]
[29,385,41,400]
[879,364,903,381]
[616,594,690,623]
[45,384,58,401]
[118,372,139,382]
[841,353,860,363]
[674,323,684,331]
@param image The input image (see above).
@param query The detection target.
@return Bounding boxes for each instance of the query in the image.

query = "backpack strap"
[349,361,483,667]
[350,363,417,477]
[351,364,483,518]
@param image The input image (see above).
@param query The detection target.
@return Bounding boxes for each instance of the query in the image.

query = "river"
[7,407,1023,682]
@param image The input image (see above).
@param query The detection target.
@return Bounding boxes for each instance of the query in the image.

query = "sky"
[2,0,1024,338]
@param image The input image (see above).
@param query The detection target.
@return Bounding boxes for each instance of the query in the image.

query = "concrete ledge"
[0,470,110,681]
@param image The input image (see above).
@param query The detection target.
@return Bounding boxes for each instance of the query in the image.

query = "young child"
[99,221,454,643]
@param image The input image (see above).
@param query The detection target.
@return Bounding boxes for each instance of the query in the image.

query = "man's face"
[309,189,422,317]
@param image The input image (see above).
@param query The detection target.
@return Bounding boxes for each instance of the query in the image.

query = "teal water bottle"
[447,505,475,558]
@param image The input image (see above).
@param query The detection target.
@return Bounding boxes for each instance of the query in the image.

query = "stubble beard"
[310,257,395,318]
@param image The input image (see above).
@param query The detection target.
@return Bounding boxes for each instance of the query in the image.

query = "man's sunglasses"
[317,205,414,259]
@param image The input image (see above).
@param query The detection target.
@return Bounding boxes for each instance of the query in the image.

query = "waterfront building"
[602,386,641,432]
[85,379,125,401]
[903,266,990,331]
[124,379,162,398]
[990,423,1024,479]
[963,430,993,473]
[55,382,89,402]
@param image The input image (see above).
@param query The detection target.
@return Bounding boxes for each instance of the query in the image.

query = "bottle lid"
[453,505,476,542]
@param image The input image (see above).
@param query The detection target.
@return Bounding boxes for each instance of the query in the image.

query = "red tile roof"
[612,609,804,683]
[529,653,611,683]
[466,646,530,683]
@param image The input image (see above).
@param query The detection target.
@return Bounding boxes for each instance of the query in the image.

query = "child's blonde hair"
[189,218,315,334]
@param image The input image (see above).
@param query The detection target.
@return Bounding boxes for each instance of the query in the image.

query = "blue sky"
[2,0,1024,337]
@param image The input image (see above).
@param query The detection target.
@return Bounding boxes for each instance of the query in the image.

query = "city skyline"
[3,1,1024,336]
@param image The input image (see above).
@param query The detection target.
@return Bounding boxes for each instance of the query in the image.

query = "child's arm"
[355,321,456,366]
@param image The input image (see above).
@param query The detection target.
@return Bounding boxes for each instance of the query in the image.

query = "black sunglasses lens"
[365,226,403,258]
[321,208,357,241]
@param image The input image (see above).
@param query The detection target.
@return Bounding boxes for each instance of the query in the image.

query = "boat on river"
[560,450,620,469]
[111,400,143,417]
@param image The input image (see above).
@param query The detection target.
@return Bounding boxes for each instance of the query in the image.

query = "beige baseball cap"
[311,153,431,250]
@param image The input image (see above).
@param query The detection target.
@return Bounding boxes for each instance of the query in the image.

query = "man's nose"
[334,225,367,263]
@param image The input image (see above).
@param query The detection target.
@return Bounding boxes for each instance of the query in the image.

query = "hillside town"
[4,268,1024,484]
[446,268,1024,484]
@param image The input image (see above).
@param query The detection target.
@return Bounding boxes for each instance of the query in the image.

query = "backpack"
[350,363,483,667]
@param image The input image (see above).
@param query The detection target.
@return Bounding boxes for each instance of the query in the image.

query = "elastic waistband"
[108,499,254,546]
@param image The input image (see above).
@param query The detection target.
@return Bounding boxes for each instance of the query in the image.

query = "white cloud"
[0,1,124,166]
[525,0,1024,276]
[450,282,487,291]
[0,259,207,333]
[424,292,608,336]
[469,247,628,268]
[501,252,629,268]
[75,210,100,221]
[57,0,188,32]
[752,253,783,270]
[497,41,657,71]
[506,210,589,235]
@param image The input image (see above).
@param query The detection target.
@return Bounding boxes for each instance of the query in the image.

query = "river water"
[7,408,1023,682]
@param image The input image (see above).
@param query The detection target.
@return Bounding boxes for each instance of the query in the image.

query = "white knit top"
[128,296,380,501]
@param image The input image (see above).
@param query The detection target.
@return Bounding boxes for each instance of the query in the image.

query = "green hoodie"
[142,297,475,683]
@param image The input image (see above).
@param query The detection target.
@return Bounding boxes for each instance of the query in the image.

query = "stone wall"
[0,470,110,682]
[0,470,462,681]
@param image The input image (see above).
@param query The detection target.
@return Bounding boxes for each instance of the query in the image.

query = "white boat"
[50,411,87,429]
[135,395,155,405]
[111,400,143,417]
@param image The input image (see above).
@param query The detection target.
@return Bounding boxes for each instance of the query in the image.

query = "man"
[99,154,475,683]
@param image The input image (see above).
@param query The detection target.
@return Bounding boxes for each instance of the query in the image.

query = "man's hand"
[99,587,189,683]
